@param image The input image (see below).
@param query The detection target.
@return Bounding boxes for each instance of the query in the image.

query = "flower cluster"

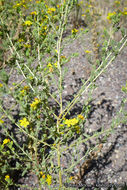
[107,12,116,20]
[24,20,32,26]
[85,50,92,54]
[19,118,30,127]
[46,174,52,185]
[47,7,56,14]
[3,139,10,145]
[78,114,85,120]
[64,118,79,127]
[40,171,45,179]
[47,62,58,72]
[13,0,32,9]
[20,86,29,96]
[23,44,31,48]
[30,11,37,15]
[30,98,41,110]
[121,8,127,15]
[72,28,78,34]
[40,172,52,185]
[5,175,10,181]
[63,115,84,134]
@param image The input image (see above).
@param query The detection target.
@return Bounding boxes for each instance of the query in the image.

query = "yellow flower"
[75,126,80,134]
[47,63,53,72]
[88,5,92,8]
[60,131,64,135]
[16,3,21,6]
[42,174,45,179]
[47,7,56,14]
[40,171,45,179]
[24,20,32,26]
[45,15,48,19]
[64,118,79,127]
[23,4,27,8]
[19,118,30,127]
[61,55,66,59]
[43,26,47,30]
[23,44,31,48]
[20,89,25,96]
[13,3,21,8]
[0,119,4,124]
[5,175,10,181]
[72,28,78,34]
[56,25,59,30]
[43,32,47,36]
[40,171,43,175]
[55,49,58,53]
[47,63,52,67]
[46,174,52,185]
[18,38,24,43]
[50,8,56,12]
[31,11,37,15]
[121,11,127,15]
[54,62,57,67]
[23,86,29,90]
[30,98,41,110]
[20,86,29,96]
[85,50,91,53]
[78,115,84,120]
[29,76,34,80]
[69,176,74,180]
[0,83,3,87]
[3,139,10,145]
[85,8,90,13]
[114,1,120,4]
[107,12,116,20]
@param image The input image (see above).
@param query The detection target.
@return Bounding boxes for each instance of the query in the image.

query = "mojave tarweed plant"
[0,0,127,189]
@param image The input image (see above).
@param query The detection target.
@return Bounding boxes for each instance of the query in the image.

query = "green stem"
[56,1,76,188]
[56,1,71,188]
[58,141,62,188]
[61,35,127,120]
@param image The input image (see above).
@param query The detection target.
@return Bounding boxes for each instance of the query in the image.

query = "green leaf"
[0,69,9,84]
[72,52,79,57]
